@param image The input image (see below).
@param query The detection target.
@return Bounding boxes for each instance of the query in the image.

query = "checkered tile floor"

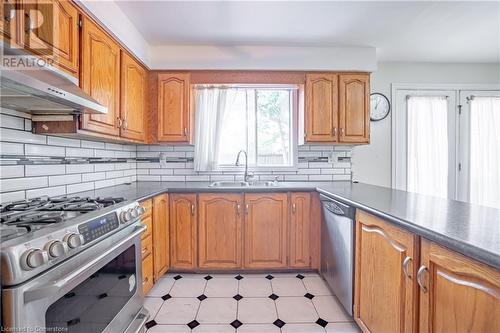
[144,272,360,332]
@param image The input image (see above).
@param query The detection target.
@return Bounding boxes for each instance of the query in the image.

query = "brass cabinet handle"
[340,128,345,136]
[190,203,195,216]
[292,203,296,214]
[123,120,128,130]
[402,256,412,279]
[184,127,188,136]
[417,265,428,292]
[236,203,241,216]
[117,117,123,128]
[245,204,249,215]
[332,127,337,137]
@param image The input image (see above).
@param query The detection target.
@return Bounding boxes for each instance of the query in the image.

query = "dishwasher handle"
[320,194,355,219]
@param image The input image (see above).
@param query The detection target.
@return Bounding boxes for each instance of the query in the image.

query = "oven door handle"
[24,224,146,304]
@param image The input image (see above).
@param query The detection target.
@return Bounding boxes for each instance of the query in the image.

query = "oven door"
[2,222,148,333]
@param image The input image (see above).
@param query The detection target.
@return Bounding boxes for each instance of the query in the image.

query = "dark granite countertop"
[76,181,500,269]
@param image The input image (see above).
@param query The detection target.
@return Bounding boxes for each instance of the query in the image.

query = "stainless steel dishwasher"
[320,194,355,316]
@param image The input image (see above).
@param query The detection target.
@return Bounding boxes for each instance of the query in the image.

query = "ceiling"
[115,1,500,63]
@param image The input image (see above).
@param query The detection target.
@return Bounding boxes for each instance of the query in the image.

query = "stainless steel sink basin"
[209,181,279,187]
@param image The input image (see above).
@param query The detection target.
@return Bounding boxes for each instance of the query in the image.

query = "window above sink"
[193,84,299,172]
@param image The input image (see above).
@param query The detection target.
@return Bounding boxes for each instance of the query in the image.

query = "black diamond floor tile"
[204,275,213,280]
[273,319,286,328]
[145,320,157,329]
[304,292,315,299]
[187,320,200,329]
[230,319,243,329]
[265,274,274,280]
[161,294,172,300]
[316,318,328,327]
[197,294,207,301]
[233,294,243,301]
[269,293,279,300]
[173,275,183,280]
[296,274,305,279]
[235,274,244,280]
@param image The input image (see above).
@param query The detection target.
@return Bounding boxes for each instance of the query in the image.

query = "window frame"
[214,84,300,172]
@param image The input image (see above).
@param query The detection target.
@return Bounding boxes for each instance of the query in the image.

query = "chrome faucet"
[235,150,253,183]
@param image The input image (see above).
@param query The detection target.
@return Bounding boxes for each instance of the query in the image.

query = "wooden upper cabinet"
[289,192,311,268]
[354,210,418,333]
[244,193,288,269]
[22,0,79,77]
[120,51,146,142]
[1,0,20,46]
[339,74,370,143]
[198,193,243,269]
[169,194,197,269]
[157,73,192,143]
[418,239,500,333]
[80,16,120,136]
[153,194,169,280]
[305,73,338,142]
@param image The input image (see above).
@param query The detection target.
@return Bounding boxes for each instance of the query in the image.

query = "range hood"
[0,54,107,115]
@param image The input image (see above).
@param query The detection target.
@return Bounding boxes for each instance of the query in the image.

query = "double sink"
[208,181,279,188]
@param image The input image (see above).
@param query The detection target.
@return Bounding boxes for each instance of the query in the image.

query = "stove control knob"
[129,208,139,219]
[21,249,48,270]
[45,240,67,258]
[64,233,84,249]
[136,205,146,216]
[120,210,132,224]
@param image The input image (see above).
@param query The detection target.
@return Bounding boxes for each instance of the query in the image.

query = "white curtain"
[407,96,449,198]
[194,87,230,171]
[469,97,500,208]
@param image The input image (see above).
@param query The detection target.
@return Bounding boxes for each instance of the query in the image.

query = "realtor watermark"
[2,1,56,70]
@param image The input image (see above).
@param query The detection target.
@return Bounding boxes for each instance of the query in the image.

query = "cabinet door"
[339,74,370,143]
[22,0,79,77]
[157,73,191,142]
[354,210,418,333]
[198,193,243,269]
[120,51,146,141]
[244,193,288,269]
[153,194,169,280]
[418,239,500,333]
[289,192,311,268]
[142,253,154,295]
[305,73,338,142]
[80,17,120,136]
[1,0,20,47]
[169,194,197,269]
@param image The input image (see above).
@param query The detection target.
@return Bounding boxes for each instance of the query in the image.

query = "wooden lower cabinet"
[354,210,418,333]
[198,193,243,269]
[142,252,154,295]
[244,193,288,269]
[153,194,169,280]
[170,194,197,269]
[418,239,500,333]
[289,192,311,268]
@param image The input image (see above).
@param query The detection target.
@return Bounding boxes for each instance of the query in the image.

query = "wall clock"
[370,93,391,121]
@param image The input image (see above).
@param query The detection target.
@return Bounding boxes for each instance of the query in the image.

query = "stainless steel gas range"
[0,196,150,333]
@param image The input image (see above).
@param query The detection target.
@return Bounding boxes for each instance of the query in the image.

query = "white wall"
[352,62,500,188]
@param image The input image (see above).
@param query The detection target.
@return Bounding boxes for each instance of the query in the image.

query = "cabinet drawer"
[141,215,153,240]
[141,234,153,259]
[142,253,154,295]
[141,199,153,218]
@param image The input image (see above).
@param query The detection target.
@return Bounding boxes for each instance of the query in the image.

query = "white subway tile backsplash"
[49,174,81,186]
[82,172,106,182]
[67,182,94,194]
[26,165,65,176]
[66,147,93,157]
[149,169,174,175]
[27,186,66,199]
[0,114,25,130]
[81,140,105,149]
[309,175,334,181]
[137,175,161,181]
[1,128,46,144]
[47,136,80,147]
[25,144,65,157]
[94,164,115,172]
[0,190,26,203]
[0,165,24,178]
[0,177,48,192]
[0,142,24,155]
[186,175,210,181]
[106,171,123,179]
[95,179,116,189]
[161,175,186,181]
[66,164,94,174]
